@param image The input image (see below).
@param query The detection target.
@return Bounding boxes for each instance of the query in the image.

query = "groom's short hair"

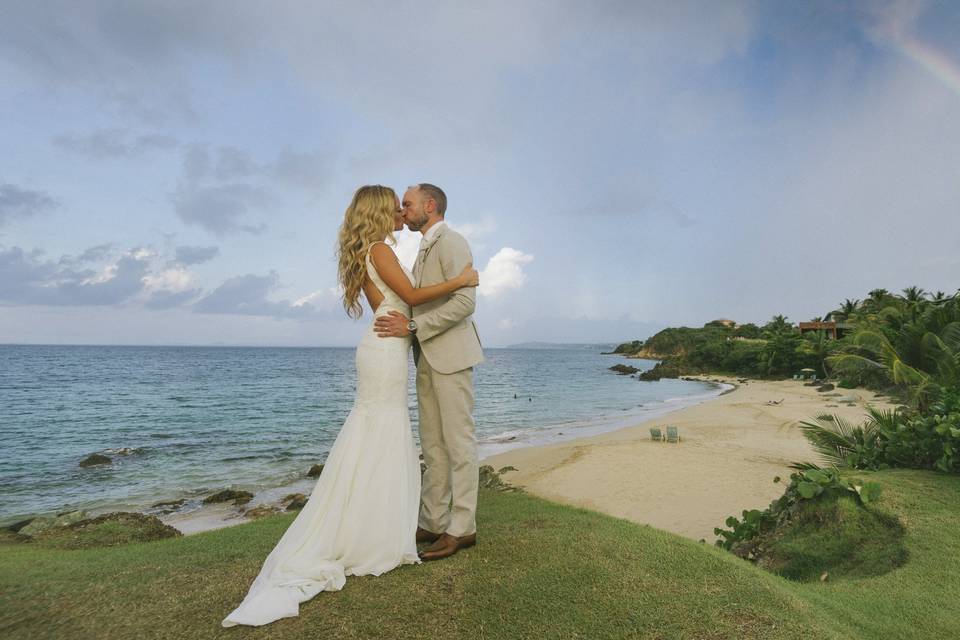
[417,183,447,216]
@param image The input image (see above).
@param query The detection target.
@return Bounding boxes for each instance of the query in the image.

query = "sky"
[1,0,959,347]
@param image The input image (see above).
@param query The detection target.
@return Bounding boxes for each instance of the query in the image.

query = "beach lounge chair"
[650,427,664,441]
[793,374,799,380]
[666,426,680,443]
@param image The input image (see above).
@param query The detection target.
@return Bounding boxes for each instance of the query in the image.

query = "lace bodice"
[365,242,414,318]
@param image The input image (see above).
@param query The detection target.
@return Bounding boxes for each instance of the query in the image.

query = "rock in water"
[79,453,111,467]
[609,364,640,375]
[203,489,254,505]
[150,499,186,514]
[307,464,324,477]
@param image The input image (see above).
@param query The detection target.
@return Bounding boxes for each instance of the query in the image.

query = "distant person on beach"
[222,184,480,628]
[374,183,485,561]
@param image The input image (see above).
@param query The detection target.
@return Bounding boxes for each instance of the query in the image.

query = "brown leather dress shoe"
[416,527,441,544]
[418,532,477,561]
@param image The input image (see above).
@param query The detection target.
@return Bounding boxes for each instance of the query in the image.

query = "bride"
[221,185,479,627]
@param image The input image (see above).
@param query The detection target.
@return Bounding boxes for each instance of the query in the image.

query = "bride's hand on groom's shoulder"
[459,263,479,288]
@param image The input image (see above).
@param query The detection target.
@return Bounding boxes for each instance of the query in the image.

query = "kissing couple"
[223,183,484,627]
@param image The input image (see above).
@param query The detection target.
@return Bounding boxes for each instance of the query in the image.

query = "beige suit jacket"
[412,224,484,374]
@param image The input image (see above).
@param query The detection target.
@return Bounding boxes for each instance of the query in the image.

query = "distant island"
[505,341,615,350]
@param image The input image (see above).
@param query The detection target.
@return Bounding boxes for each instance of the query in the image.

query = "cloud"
[173,245,219,265]
[193,272,321,319]
[0,184,58,227]
[172,145,326,236]
[292,287,340,312]
[0,245,150,306]
[479,248,534,297]
[173,183,269,236]
[52,128,178,158]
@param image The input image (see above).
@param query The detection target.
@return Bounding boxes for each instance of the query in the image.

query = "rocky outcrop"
[203,489,254,505]
[18,510,90,537]
[28,512,181,549]
[150,499,186,514]
[283,493,307,511]
[307,464,324,478]
[79,453,111,467]
[243,505,280,519]
[609,364,640,375]
[638,361,684,381]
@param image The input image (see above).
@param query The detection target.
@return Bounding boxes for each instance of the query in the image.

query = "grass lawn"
[1,469,958,639]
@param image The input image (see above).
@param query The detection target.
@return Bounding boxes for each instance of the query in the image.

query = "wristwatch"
[407,319,418,334]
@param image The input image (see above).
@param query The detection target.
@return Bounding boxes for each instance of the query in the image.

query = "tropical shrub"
[799,389,960,473]
[714,467,881,551]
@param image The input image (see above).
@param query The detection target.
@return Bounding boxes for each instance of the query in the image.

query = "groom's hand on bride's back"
[374,311,410,338]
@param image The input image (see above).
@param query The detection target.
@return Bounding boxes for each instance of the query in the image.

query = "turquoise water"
[0,345,721,524]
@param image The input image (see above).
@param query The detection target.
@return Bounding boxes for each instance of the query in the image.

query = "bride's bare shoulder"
[368,242,399,265]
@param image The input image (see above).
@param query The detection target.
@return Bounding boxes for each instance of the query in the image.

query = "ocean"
[0,345,723,525]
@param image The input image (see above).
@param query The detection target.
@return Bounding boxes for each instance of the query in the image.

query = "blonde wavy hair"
[337,185,397,319]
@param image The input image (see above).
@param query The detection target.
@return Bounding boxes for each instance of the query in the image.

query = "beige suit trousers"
[416,358,478,538]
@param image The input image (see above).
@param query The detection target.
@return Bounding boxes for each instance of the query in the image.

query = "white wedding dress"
[222,246,421,627]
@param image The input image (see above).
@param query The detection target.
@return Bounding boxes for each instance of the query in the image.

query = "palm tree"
[843,298,861,314]
[799,407,903,468]
[902,286,929,319]
[764,314,792,335]
[861,289,894,315]
[801,330,835,378]
[902,286,927,303]
[827,298,960,410]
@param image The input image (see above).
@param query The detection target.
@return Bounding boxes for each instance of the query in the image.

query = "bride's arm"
[369,243,478,306]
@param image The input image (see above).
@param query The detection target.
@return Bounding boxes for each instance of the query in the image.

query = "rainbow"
[893,34,960,98]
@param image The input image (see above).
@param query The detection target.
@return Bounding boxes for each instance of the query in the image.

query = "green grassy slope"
[2,469,957,639]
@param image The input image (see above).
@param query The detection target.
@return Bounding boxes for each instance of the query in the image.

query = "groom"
[374,183,484,561]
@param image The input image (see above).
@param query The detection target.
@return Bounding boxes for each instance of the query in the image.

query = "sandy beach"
[157,376,896,540]
[483,377,898,542]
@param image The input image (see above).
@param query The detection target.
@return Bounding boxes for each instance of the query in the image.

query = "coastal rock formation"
[4,518,35,534]
[29,512,181,549]
[283,493,307,511]
[243,505,279,519]
[150,498,186,514]
[307,463,324,477]
[609,364,640,375]
[79,453,111,467]
[638,361,683,381]
[203,489,254,505]
[18,510,90,537]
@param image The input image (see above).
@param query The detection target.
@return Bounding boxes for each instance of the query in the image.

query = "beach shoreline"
[482,376,898,542]
[152,377,731,535]
[8,375,895,540]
